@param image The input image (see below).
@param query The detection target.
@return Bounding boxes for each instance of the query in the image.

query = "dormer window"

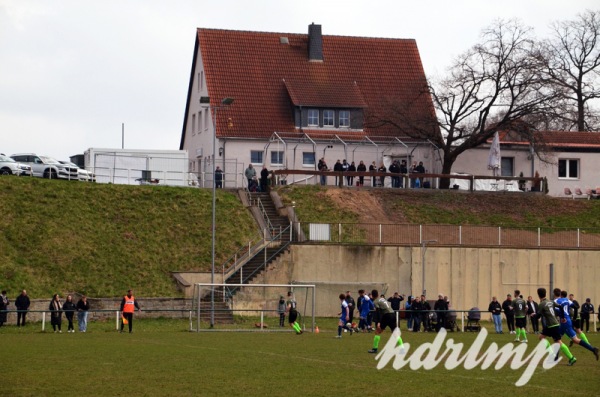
[323,110,334,126]
[308,109,319,126]
[339,110,350,127]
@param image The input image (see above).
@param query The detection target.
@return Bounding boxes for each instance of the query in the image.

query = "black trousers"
[530,316,539,333]
[66,314,74,330]
[17,311,27,326]
[121,312,134,333]
[581,316,590,332]
[506,314,515,332]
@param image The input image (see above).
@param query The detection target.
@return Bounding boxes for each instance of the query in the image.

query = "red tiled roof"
[187,28,435,141]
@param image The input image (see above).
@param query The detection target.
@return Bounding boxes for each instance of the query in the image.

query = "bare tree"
[541,10,600,131]
[368,20,551,188]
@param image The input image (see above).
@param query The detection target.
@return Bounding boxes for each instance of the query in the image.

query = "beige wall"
[250,245,600,317]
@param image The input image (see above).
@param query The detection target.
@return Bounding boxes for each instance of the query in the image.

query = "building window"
[192,114,196,136]
[302,152,315,166]
[250,150,263,164]
[500,157,514,177]
[558,159,579,179]
[271,151,284,165]
[198,111,202,134]
[204,109,209,131]
[323,110,334,126]
[339,110,350,127]
[200,71,204,90]
[308,109,319,126]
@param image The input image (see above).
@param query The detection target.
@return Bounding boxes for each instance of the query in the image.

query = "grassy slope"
[277,185,600,228]
[0,177,258,297]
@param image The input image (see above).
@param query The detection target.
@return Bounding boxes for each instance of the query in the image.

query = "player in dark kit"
[513,290,528,343]
[534,287,576,365]
[368,289,404,354]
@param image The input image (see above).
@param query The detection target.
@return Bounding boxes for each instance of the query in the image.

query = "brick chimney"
[308,23,323,62]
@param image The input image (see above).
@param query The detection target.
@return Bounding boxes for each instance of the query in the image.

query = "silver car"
[0,154,32,176]
[59,161,96,182]
[10,153,79,180]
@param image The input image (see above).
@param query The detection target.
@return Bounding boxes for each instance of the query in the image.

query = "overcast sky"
[0,0,596,161]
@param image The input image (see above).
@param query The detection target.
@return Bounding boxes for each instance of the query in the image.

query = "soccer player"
[555,289,598,360]
[368,289,404,354]
[513,290,528,343]
[534,287,576,365]
[336,293,352,338]
[286,291,302,335]
[358,289,374,332]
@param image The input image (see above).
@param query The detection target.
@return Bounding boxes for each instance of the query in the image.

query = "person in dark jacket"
[502,294,515,334]
[260,166,269,193]
[49,293,63,333]
[63,295,77,333]
[527,295,540,334]
[214,166,223,188]
[15,289,30,327]
[388,160,400,188]
[77,295,90,332]
[345,291,356,326]
[411,296,423,332]
[433,294,448,332]
[369,161,377,186]
[421,294,431,332]
[356,160,367,186]
[333,160,343,186]
[581,298,594,333]
[346,161,356,186]
[488,296,503,333]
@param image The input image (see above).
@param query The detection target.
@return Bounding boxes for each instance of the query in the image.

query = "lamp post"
[200,96,234,328]
[421,239,437,296]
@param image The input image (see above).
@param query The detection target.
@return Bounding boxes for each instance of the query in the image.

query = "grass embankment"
[276,185,600,228]
[0,177,258,297]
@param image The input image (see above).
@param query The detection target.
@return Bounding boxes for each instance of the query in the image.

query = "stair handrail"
[254,197,275,236]
[237,225,291,284]
[221,238,270,278]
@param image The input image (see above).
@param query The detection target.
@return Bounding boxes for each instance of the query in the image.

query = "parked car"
[0,154,32,176]
[10,153,79,180]
[58,160,96,182]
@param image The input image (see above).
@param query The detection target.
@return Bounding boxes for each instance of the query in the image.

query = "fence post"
[459,225,462,245]
[498,227,501,246]
[338,223,341,243]
[116,311,120,330]
[538,227,540,247]
[260,311,264,330]
[379,224,382,245]
[461,312,464,332]
[577,228,580,248]
[42,311,45,331]
[419,224,422,244]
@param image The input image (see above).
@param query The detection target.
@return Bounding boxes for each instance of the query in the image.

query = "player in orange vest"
[119,289,141,333]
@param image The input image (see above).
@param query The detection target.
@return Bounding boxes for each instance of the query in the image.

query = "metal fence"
[300,223,600,249]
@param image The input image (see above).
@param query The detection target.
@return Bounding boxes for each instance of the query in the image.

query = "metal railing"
[299,222,600,249]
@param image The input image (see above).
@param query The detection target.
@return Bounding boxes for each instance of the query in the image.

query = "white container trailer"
[84,148,191,186]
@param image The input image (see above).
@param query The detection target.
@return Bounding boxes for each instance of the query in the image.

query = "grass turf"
[2,319,599,396]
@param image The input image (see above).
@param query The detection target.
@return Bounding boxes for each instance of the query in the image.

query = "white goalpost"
[191,283,316,332]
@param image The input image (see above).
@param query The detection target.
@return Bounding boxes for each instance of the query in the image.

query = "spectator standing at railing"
[581,298,593,333]
[489,296,503,334]
[399,160,408,188]
[411,295,423,332]
[377,163,387,187]
[15,289,30,327]
[369,161,377,187]
[244,164,256,188]
[77,295,90,332]
[389,160,400,188]
[387,292,404,312]
[260,166,269,193]
[215,166,223,188]
[333,159,343,186]
[120,289,141,334]
[346,160,354,186]
[0,290,8,327]
[277,295,286,327]
[421,294,431,332]
[63,295,76,333]
[502,294,515,335]
[527,295,539,334]
[357,160,366,186]
[49,293,63,333]
[434,294,447,332]
[318,158,328,186]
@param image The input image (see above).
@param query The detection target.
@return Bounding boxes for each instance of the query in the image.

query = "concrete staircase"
[250,192,291,241]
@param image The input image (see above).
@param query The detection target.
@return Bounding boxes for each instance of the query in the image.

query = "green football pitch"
[2,319,598,396]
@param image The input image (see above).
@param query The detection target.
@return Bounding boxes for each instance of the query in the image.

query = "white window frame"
[308,109,319,126]
[250,150,263,165]
[192,114,196,136]
[558,158,579,179]
[323,110,334,127]
[302,152,316,167]
[271,151,284,165]
[339,110,350,127]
